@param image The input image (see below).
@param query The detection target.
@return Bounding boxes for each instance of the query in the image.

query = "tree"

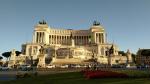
[118,51,126,56]
[131,53,136,64]
[0,56,3,60]
[15,51,21,56]
[141,50,150,56]
[2,51,22,61]
[2,52,11,61]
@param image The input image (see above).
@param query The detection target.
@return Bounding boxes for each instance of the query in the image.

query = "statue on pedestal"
[8,49,16,67]
[39,46,45,55]
[37,45,46,68]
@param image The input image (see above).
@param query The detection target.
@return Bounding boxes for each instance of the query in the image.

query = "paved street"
[0,68,83,78]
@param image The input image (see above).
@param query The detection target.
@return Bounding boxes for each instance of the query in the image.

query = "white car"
[46,65,56,68]
[75,65,81,68]
[18,65,32,70]
[0,66,10,71]
[60,65,68,68]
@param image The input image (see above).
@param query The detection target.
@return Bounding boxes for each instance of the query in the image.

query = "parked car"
[60,65,68,68]
[18,65,32,71]
[0,66,11,71]
[74,65,81,68]
[111,65,122,68]
[46,65,56,68]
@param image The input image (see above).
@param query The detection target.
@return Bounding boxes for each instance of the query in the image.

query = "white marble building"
[9,20,131,67]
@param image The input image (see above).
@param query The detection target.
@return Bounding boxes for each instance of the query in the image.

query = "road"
[0,68,83,78]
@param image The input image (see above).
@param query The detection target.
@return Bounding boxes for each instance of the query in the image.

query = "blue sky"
[0,0,150,55]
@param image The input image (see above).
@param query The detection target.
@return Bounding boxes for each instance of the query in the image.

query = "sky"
[0,0,150,56]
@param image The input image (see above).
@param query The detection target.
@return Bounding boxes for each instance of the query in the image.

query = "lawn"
[0,72,150,84]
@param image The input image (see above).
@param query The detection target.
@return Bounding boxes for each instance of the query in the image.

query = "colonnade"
[35,32,45,43]
[49,35,91,45]
[96,33,105,44]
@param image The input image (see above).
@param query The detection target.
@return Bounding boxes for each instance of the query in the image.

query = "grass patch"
[0,72,150,84]
[114,70,150,78]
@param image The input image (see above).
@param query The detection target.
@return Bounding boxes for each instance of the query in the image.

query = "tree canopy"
[15,51,21,56]
[2,51,21,59]
[2,52,11,59]
[118,51,126,56]
[0,56,3,60]
[141,50,150,56]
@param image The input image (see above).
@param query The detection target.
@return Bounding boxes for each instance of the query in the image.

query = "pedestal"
[37,54,46,68]
[126,64,130,68]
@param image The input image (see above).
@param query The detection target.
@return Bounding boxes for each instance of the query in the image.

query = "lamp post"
[91,49,97,70]
[29,47,33,66]
[108,45,114,68]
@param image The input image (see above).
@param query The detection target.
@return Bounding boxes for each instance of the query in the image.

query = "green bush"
[115,70,150,78]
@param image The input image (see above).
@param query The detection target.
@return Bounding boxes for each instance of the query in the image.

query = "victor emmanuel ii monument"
[8,20,132,67]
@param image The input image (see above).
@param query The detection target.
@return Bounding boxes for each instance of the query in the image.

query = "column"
[74,36,76,45]
[58,36,59,44]
[102,33,103,43]
[102,33,104,43]
[100,33,102,44]
[56,35,57,44]
[60,36,62,44]
[81,36,83,45]
[65,35,67,45]
[100,33,101,43]
[94,33,96,43]
[103,33,106,43]
[41,32,42,43]
[86,36,88,44]
[51,35,53,44]
[40,32,42,43]
[54,35,56,44]
[83,36,85,45]
[36,32,38,43]
[41,32,43,43]
[77,36,79,45]
[96,33,98,44]
[38,32,40,43]
[49,35,51,44]
[67,36,68,45]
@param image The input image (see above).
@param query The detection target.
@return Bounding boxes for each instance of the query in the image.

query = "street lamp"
[108,45,114,68]
[29,47,33,66]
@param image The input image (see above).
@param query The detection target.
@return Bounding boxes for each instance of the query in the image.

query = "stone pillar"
[99,33,101,44]
[56,35,57,44]
[71,38,75,47]
[43,32,45,44]
[44,32,49,44]
[37,46,46,68]
[100,33,102,44]
[60,36,62,44]
[39,32,41,43]
[8,49,16,67]
[103,33,106,43]
[41,32,43,43]
[94,33,96,43]
[126,49,132,67]
[96,33,99,44]
[97,45,101,56]
[37,32,39,43]
[102,33,104,43]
